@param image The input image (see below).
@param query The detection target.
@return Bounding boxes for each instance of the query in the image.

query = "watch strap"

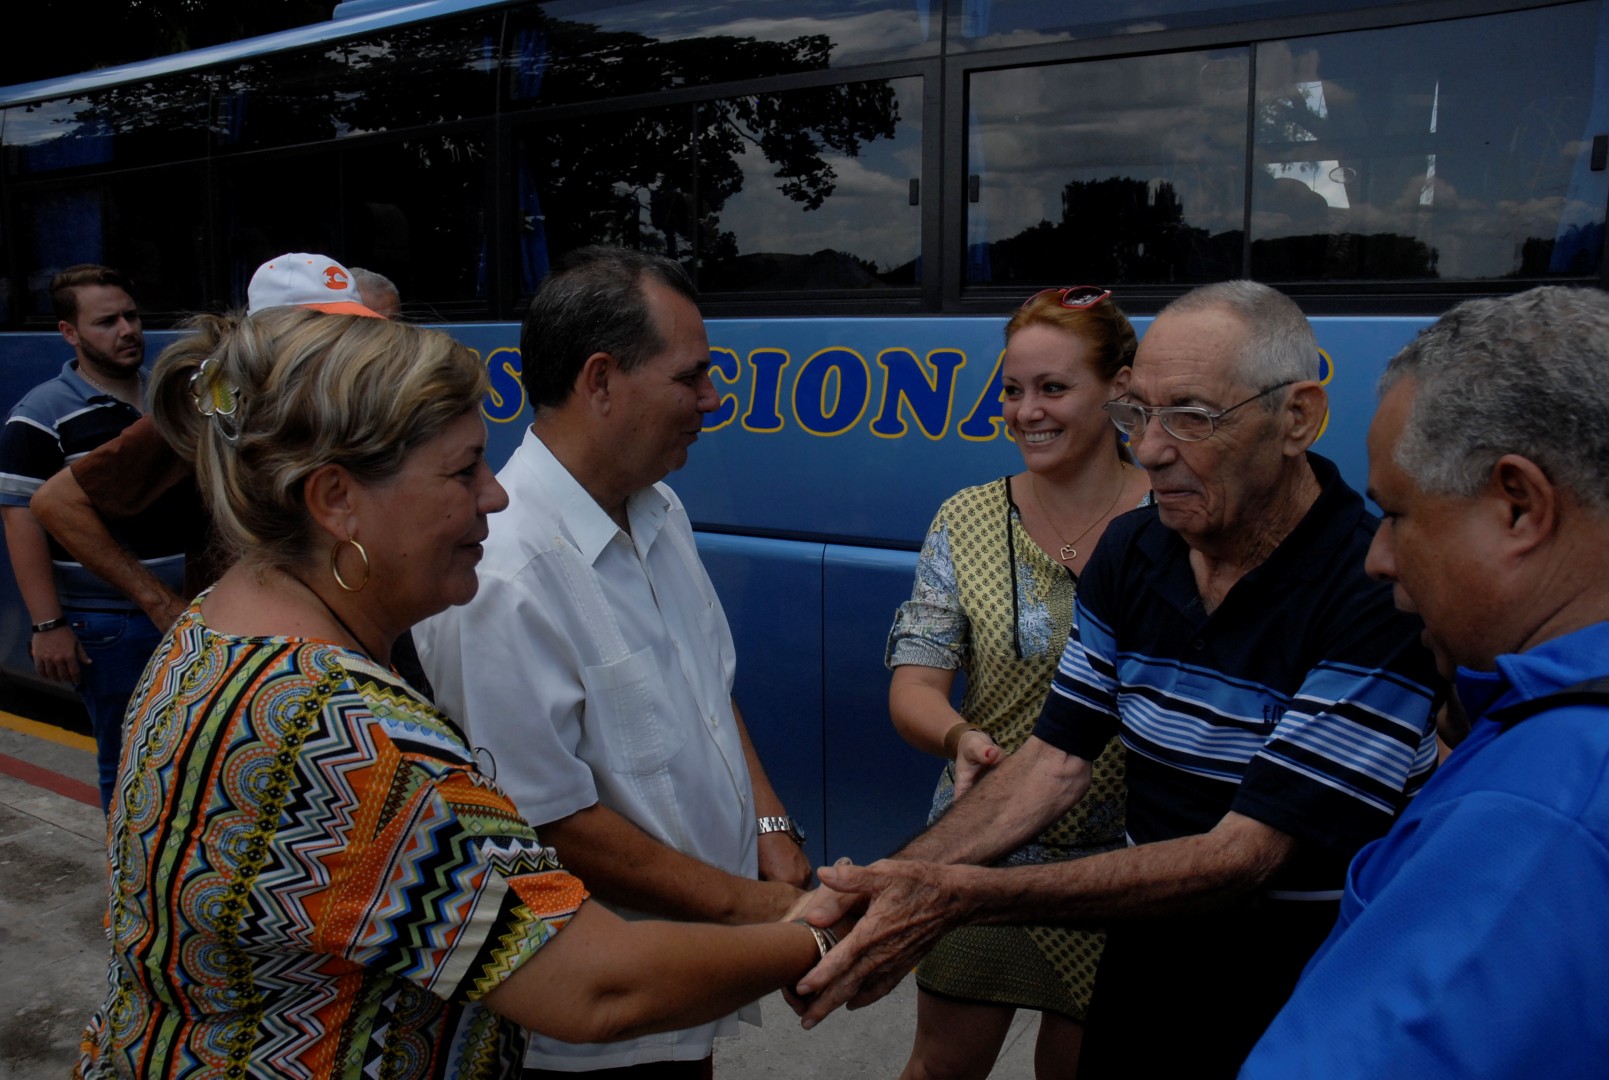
[757,814,805,844]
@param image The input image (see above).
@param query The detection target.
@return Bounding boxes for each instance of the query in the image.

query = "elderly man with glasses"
[794,281,1443,1079]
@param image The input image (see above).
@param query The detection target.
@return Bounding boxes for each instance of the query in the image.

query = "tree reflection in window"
[965,50,1249,287]
[1251,4,1607,281]
[513,24,913,294]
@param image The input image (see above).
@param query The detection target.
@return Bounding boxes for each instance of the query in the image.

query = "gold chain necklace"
[77,363,144,410]
[1029,468,1127,563]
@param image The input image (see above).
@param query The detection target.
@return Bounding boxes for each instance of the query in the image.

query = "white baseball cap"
[247,253,382,317]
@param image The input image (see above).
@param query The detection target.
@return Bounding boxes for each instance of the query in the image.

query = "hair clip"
[190,355,242,443]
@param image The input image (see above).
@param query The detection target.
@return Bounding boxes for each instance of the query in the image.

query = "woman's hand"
[780,866,866,1014]
[790,858,973,1027]
[952,730,1003,799]
[785,862,864,928]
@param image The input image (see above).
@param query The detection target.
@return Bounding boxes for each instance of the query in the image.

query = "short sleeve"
[1033,520,1129,761]
[1034,592,1123,761]
[71,417,190,518]
[886,506,968,671]
[303,695,587,1005]
[0,412,61,506]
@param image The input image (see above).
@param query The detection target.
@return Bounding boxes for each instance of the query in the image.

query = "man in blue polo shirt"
[0,265,186,809]
[1241,285,1609,1078]
[796,281,1441,1077]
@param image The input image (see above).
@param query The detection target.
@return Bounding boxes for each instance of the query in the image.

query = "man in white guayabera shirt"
[417,245,811,1080]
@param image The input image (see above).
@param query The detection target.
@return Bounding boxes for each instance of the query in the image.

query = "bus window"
[515,102,697,284]
[964,49,1249,288]
[215,14,501,151]
[954,0,1427,49]
[13,165,208,322]
[507,0,939,107]
[219,134,491,317]
[514,76,919,295]
[2,73,211,178]
[695,78,922,293]
[1252,1,1609,282]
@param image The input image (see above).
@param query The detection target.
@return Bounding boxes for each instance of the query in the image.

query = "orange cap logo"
[323,265,350,291]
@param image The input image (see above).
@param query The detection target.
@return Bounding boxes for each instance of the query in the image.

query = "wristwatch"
[757,814,806,845]
[31,617,68,633]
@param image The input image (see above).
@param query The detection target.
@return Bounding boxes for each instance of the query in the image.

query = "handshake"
[778,856,976,1029]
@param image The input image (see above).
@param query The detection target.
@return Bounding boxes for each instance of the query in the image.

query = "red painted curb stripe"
[0,750,101,807]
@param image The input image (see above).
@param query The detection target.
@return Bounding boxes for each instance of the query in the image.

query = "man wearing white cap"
[32,252,384,655]
[245,252,384,317]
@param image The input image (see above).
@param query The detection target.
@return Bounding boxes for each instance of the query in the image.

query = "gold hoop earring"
[331,537,370,592]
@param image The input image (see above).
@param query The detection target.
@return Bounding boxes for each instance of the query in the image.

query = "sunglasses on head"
[1023,285,1113,310]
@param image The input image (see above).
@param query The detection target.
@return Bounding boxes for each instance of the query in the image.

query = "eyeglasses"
[1103,381,1297,443]
[1023,285,1112,310]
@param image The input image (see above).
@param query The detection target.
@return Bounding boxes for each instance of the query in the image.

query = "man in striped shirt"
[797,281,1441,1078]
[0,266,187,809]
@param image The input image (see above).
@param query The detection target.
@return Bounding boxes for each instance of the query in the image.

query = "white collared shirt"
[416,426,757,1069]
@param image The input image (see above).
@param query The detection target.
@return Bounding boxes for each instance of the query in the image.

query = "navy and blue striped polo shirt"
[1036,453,1441,895]
[0,360,187,610]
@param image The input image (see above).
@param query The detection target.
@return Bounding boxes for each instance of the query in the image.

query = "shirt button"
[1192,639,1206,651]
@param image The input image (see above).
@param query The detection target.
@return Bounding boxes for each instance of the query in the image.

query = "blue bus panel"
[0,313,1432,861]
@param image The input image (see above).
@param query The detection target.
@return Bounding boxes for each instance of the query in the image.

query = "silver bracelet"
[794,919,838,959]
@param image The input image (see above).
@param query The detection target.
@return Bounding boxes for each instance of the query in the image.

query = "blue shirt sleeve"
[1240,790,1609,1078]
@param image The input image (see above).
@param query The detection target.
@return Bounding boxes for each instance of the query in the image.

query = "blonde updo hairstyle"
[1004,290,1139,457]
[151,307,488,574]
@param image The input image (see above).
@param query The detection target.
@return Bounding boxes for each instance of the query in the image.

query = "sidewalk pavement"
[0,705,1040,1080]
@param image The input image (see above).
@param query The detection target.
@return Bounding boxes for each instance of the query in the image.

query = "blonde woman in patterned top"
[77,307,844,1080]
[885,287,1150,1080]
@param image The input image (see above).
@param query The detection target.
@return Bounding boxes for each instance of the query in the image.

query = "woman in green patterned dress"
[886,287,1150,1080]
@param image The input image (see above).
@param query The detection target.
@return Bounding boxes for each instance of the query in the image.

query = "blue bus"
[1,0,1604,861]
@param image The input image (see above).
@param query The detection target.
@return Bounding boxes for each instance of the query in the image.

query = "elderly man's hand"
[790,858,973,1028]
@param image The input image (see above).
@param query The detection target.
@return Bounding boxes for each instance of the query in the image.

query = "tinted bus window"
[220,134,490,316]
[3,74,212,177]
[1252,2,1609,281]
[13,166,207,321]
[955,0,1426,48]
[698,78,922,292]
[508,0,938,105]
[515,76,919,293]
[965,50,1249,287]
[216,14,501,150]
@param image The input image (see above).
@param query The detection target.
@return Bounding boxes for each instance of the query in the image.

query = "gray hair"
[350,267,400,315]
[1162,280,1320,407]
[1380,286,1609,514]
